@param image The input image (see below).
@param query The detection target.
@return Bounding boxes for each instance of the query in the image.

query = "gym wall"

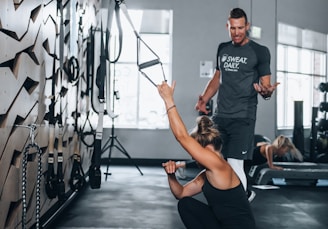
[0,0,99,228]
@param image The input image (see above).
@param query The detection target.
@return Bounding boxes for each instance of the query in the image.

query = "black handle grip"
[138,59,160,70]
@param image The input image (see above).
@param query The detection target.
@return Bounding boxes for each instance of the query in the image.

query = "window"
[103,9,173,129]
[277,23,327,129]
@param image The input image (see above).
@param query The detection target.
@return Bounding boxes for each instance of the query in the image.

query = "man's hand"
[253,82,280,99]
[195,95,208,114]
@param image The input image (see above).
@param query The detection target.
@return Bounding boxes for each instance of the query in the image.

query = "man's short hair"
[229,8,248,23]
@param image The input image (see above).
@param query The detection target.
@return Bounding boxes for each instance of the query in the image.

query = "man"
[195,8,279,202]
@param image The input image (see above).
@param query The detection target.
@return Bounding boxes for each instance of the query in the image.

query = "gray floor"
[51,165,328,229]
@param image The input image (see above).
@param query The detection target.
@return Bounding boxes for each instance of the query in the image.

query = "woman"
[158,81,256,229]
[252,135,303,170]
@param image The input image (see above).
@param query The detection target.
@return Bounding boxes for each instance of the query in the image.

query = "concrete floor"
[50,165,328,229]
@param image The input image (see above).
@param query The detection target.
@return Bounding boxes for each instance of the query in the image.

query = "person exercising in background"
[250,135,303,170]
[158,81,256,229]
[195,7,279,201]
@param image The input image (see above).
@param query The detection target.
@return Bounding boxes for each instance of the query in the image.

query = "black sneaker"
[247,190,256,203]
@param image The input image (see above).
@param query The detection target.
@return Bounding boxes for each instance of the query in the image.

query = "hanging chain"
[22,143,29,229]
[17,124,42,229]
[35,143,42,229]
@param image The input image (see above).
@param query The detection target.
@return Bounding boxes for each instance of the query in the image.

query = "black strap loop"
[65,56,80,83]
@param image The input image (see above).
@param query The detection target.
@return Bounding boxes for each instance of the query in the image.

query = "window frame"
[276,23,327,130]
[102,9,173,129]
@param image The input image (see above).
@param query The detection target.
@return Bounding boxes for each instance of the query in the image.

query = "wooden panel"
[0,68,24,115]
[0,128,11,156]
[0,32,22,64]
[2,1,41,39]
[2,165,20,202]
[0,0,99,227]
[0,129,29,197]
[16,53,41,86]
[0,200,11,229]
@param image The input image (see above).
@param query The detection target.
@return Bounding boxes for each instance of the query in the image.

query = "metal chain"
[22,144,29,229]
[35,144,42,229]
[18,124,42,229]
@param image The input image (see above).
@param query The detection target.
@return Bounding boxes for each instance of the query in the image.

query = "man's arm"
[254,75,280,100]
[195,70,220,113]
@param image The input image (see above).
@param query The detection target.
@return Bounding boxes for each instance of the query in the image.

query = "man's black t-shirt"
[215,40,271,120]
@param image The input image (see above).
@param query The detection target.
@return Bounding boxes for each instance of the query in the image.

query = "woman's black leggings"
[178,197,221,229]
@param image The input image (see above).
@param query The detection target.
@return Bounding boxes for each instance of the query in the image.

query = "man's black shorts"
[212,117,255,160]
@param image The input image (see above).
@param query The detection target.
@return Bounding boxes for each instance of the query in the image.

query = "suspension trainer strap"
[80,30,96,148]
[45,98,57,199]
[70,75,86,191]
[65,56,80,83]
[119,0,167,87]
[56,0,67,202]
[105,0,123,118]
[45,49,58,199]
[56,112,66,201]
[45,0,66,199]
[89,27,99,114]
[89,22,106,189]
[90,0,118,189]
[70,129,86,191]
[108,0,123,64]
